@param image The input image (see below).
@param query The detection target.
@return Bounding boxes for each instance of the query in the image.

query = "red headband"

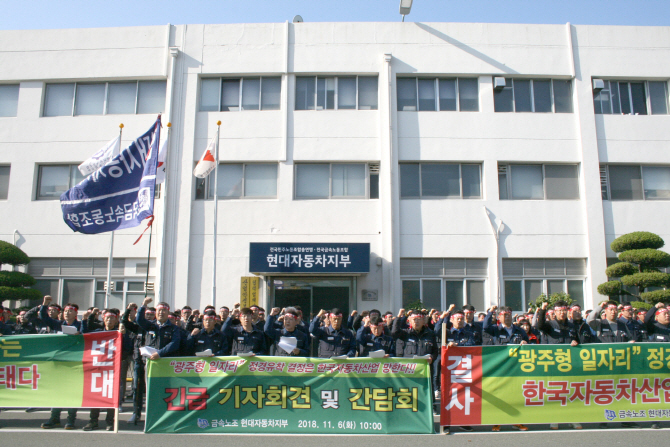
[104,312,117,319]
[156,304,170,311]
[64,306,78,312]
[570,305,581,310]
[622,305,632,310]
[330,313,342,317]
[657,308,669,315]
[146,310,155,315]
[554,306,567,311]
[203,315,216,320]
[284,313,297,319]
[499,311,510,315]
[606,304,618,310]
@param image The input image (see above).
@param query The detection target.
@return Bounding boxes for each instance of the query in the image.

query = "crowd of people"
[0,295,668,433]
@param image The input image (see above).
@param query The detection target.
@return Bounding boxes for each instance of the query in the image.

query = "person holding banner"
[264,307,309,356]
[82,308,131,431]
[310,308,357,358]
[186,310,226,356]
[356,315,394,357]
[222,307,267,356]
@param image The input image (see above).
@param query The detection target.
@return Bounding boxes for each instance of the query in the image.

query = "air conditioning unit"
[145,282,155,292]
[493,77,507,90]
[592,79,605,92]
[103,281,114,291]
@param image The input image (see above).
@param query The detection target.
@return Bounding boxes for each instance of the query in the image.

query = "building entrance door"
[269,277,354,320]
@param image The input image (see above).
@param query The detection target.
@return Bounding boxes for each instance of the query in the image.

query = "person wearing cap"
[187,310,226,356]
[310,308,357,358]
[264,307,309,356]
[222,307,267,355]
[356,315,394,357]
[81,308,132,431]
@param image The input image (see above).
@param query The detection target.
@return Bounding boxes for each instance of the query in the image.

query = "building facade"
[1,22,669,317]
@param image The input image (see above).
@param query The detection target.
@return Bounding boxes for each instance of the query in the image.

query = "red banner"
[81,331,122,408]
[440,346,483,426]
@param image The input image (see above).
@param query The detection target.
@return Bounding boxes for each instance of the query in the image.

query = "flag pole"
[212,121,221,306]
[147,122,169,292]
[105,123,123,309]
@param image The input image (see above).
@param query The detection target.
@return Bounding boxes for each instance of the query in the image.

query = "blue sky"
[0,0,669,30]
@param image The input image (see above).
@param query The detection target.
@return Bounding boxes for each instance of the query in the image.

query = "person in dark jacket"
[187,310,226,356]
[356,315,394,357]
[264,307,309,356]
[222,307,267,356]
[483,306,529,345]
[568,303,597,344]
[392,309,438,363]
[81,308,132,431]
[121,304,148,424]
[310,308,357,358]
[586,301,637,343]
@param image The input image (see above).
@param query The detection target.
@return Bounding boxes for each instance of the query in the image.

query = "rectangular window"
[202,77,282,112]
[36,164,85,200]
[397,77,479,112]
[0,165,9,200]
[295,76,377,111]
[295,163,375,199]
[44,81,165,116]
[400,258,488,310]
[195,163,278,200]
[494,78,573,113]
[502,258,586,310]
[400,163,482,199]
[0,84,20,117]
[499,163,579,200]
[602,164,670,200]
[594,80,668,115]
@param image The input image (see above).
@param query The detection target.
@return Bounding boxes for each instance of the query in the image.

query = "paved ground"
[1,404,667,446]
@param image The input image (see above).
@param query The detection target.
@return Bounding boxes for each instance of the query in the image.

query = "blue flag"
[60,117,161,234]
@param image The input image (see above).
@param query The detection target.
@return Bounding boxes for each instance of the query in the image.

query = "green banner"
[440,343,670,426]
[146,356,433,434]
[0,332,122,408]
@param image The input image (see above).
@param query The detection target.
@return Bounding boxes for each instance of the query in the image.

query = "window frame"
[43,80,165,117]
[294,76,378,111]
[0,164,9,200]
[0,84,20,117]
[195,162,279,200]
[293,162,376,200]
[503,278,585,311]
[494,78,573,113]
[401,278,487,310]
[200,76,282,112]
[396,77,480,112]
[400,162,483,200]
[498,163,580,200]
[601,164,670,201]
[594,80,669,115]
[35,163,83,201]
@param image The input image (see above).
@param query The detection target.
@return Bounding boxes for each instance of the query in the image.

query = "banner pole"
[212,121,221,306]
[104,123,123,309]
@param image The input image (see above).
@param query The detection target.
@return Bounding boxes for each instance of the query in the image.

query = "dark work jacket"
[187,329,226,356]
[356,326,394,357]
[0,320,11,335]
[482,312,529,345]
[443,316,483,345]
[588,319,635,343]
[445,326,479,346]
[10,321,37,335]
[136,306,182,358]
[264,315,309,357]
[534,309,578,344]
[644,307,670,342]
[570,318,598,344]
[391,317,438,362]
[309,316,357,358]
[25,305,51,334]
[38,305,82,333]
[222,318,267,355]
[122,308,146,362]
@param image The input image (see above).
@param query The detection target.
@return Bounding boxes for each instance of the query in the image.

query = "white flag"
[78,136,121,176]
[193,137,217,179]
[156,136,168,184]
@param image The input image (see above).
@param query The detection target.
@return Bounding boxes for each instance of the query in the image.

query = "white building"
[1,22,669,316]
